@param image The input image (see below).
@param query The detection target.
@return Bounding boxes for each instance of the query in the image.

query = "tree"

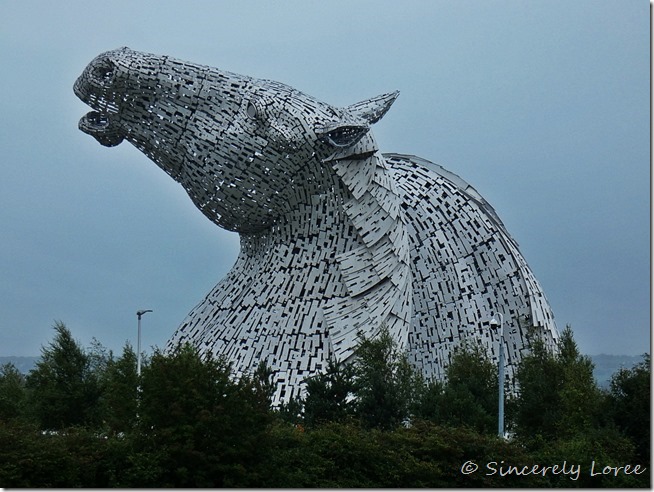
[302,357,357,427]
[555,325,604,435]
[352,327,422,430]
[25,321,103,429]
[0,363,28,421]
[608,353,650,462]
[432,342,498,434]
[244,360,276,411]
[503,324,647,486]
[411,378,444,423]
[507,328,560,441]
[510,325,605,443]
[99,343,139,434]
[132,344,273,487]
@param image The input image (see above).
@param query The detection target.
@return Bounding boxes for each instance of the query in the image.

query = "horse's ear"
[317,91,398,149]
[344,91,399,124]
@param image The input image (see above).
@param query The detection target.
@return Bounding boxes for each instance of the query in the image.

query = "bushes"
[260,420,544,487]
[0,420,133,487]
[0,322,649,488]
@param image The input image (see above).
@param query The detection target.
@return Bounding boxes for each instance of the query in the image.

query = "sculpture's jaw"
[78,110,125,147]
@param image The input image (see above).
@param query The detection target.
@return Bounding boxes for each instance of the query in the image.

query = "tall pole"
[491,313,505,438]
[136,309,153,377]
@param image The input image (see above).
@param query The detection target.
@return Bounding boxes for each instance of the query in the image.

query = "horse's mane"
[323,139,412,362]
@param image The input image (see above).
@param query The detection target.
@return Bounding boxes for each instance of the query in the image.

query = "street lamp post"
[490,313,505,438]
[136,309,153,377]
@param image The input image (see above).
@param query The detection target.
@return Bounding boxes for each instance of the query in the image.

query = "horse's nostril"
[92,61,115,84]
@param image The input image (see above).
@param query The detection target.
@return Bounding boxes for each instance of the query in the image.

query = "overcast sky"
[0,1,649,358]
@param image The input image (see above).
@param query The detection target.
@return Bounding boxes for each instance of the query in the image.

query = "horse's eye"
[246,102,257,119]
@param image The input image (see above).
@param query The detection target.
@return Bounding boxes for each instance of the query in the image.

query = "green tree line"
[0,321,649,487]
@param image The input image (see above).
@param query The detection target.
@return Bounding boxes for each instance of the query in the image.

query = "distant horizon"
[1,351,648,360]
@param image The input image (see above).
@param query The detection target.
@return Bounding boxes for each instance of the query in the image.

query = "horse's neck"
[238,175,359,258]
